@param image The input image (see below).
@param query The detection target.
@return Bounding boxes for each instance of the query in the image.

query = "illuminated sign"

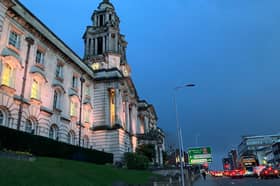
[188,147,212,165]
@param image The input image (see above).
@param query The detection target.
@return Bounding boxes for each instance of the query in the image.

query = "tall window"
[85,85,90,97]
[35,50,44,65]
[97,37,103,55]
[53,90,61,109]
[1,63,13,87]
[109,89,115,124]
[72,76,78,89]
[83,136,89,148]
[31,79,40,99]
[25,119,32,133]
[8,31,21,49]
[49,125,58,140]
[84,109,90,123]
[70,100,78,117]
[55,64,63,79]
[0,110,4,126]
[67,131,75,145]
[99,15,104,26]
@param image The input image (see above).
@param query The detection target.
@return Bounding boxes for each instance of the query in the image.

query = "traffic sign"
[188,147,212,165]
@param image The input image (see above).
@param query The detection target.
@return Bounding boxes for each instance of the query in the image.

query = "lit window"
[55,64,63,79]
[91,63,100,70]
[35,50,44,65]
[70,100,78,117]
[8,31,21,49]
[31,79,40,100]
[1,63,13,87]
[109,89,115,124]
[72,76,78,89]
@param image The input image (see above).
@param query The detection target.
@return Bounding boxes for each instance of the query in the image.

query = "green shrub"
[124,152,149,170]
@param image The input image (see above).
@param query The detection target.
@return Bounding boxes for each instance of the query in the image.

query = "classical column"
[125,100,130,132]
[159,147,163,166]
[144,115,149,133]
[155,144,159,165]
[90,38,94,56]
[115,89,120,124]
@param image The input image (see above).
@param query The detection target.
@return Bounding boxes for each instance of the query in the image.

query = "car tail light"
[274,170,278,174]
[265,171,268,175]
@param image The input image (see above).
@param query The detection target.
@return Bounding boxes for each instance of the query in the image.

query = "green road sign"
[188,147,212,165]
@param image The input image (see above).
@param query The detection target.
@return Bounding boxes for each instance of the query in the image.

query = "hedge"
[0,125,113,164]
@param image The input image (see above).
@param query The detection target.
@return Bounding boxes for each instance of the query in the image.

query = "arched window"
[83,135,89,148]
[49,124,58,140]
[67,130,75,145]
[25,119,33,133]
[0,110,4,126]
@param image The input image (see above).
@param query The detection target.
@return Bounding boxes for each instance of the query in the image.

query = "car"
[223,170,231,177]
[229,169,244,179]
[210,170,223,177]
[253,165,266,177]
[260,167,279,179]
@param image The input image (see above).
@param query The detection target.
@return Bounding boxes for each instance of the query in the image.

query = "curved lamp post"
[173,83,195,186]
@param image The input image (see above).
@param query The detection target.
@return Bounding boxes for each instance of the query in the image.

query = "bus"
[239,155,258,176]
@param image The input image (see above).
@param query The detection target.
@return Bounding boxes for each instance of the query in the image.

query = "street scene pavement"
[193,176,280,186]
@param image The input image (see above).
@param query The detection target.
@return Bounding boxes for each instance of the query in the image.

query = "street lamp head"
[185,83,195,87]
[80,76,85,83]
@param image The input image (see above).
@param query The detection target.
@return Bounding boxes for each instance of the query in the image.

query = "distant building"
[238,134,280,165]
[0,0,165,164]
[228,149,238,169]
[272,142,280,167]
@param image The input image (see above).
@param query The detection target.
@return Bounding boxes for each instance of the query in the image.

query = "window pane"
[25,120,32,133]
[36,50,44,64]
[31,80,40,99]
[0,110,4,125]
[2,64,12,86]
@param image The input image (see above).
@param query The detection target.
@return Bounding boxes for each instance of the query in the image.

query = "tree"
[136,144,155,162]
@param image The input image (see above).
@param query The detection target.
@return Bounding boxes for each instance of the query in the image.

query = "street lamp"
[78,75,85,147]
[173,83,195,186]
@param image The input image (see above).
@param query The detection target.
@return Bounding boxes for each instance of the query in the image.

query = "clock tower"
[83,0,130,77]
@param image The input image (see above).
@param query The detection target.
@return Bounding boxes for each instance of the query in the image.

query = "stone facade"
[0,0,165,164]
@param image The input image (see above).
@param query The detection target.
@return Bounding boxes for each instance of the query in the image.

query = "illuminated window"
[109,89,115,124]
[35,50,44,65]
[70,100,78,117]
[31,79,40,100]
[91,63,100,70]
[55,64,63,79]
[1,63,13,87]
[8,31,21,49]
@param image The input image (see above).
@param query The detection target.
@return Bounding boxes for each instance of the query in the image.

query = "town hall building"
[0,0,165,165]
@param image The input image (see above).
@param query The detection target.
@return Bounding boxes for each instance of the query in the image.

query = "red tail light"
[274,170,278,174]
[265,171,268,175]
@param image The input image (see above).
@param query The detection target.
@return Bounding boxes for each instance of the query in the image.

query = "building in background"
[0,0,164,164]
[238,134,280,166]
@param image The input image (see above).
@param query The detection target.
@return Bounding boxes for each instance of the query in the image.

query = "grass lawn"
[0,157,154,186]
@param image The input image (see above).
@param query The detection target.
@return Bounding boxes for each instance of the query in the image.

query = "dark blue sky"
[20,0,280,169]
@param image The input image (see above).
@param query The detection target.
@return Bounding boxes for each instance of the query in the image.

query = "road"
[193,176,280,186]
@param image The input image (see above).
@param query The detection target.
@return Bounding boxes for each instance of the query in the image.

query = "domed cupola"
[98,0,115,10]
